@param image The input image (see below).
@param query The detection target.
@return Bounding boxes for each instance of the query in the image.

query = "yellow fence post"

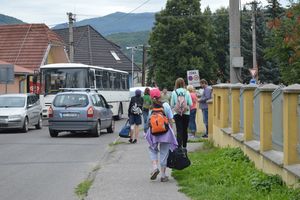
[283,84,300,165]
[230,83,244,134]
[259,84,279,152]
[207,99,213,140]
[243,84,257,141]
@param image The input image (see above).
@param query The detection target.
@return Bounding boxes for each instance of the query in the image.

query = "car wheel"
[35,115,43,129]
[91,120,100,137]
[21,117,29,133]
[107,119,115,133]
[49,129,58,137]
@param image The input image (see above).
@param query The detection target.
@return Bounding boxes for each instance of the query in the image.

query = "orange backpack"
[149,107,169,135]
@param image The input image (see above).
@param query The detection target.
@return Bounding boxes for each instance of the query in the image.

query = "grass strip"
[172,144,300,200]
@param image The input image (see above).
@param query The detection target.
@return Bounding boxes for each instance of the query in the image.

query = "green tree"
[148,0,217,89]
[264,1,300,85]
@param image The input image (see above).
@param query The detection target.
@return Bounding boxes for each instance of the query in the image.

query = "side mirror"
[27,104,33,108]
[108,104,113,109]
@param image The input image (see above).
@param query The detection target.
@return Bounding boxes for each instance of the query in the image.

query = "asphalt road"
[0,119,126,200]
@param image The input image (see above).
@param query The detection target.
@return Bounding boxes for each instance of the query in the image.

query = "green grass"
[75,180,93,200]
[172,145,300,200]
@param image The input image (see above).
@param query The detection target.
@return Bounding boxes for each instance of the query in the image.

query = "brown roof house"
[53,25,141,87]
[0,24,69,94]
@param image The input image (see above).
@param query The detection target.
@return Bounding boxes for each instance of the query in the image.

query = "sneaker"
[202,134,208,138]
[129,139,133,143]
[150,168,160,180]
[132,139,137,143]
[160,176,169,182]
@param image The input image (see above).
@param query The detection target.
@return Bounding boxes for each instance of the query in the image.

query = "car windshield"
[53,94,89,107]
[0,96,25,108]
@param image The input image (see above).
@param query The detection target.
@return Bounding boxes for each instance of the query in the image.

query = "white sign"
[187,70,200,87]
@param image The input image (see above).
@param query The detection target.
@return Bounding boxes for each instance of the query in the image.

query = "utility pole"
[229,0,242,83]
[251,1,258,80]
[67,12,75,62]
[142,45,147,86]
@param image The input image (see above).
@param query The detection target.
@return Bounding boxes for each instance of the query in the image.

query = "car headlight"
[9,115,22,120]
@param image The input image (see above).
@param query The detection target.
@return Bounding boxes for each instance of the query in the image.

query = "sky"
[0,0,290,26]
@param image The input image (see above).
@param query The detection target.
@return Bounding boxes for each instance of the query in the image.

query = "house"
[53,25,141,87]
[0,60,34,94]
[0,24,69,93]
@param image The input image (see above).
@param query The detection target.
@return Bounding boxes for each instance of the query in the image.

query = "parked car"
[0,93,43,132]
[48,89,114,137]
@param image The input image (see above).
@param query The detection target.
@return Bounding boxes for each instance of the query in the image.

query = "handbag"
[119,120,131,138]
[167,147,191,170]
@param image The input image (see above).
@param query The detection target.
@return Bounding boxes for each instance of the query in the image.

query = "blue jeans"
[188,109,197,133]
[202,108,208,126]
[142,109,149,132]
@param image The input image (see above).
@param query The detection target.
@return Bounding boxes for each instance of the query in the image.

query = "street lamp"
[126,46,137,87]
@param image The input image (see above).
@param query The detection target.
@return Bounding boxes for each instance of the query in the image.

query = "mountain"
[0,14,25,25]
[106,31,150,64]
[53,12,155,36]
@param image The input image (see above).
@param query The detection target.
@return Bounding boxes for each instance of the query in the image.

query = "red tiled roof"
[0,24,65,71]
[0,60,33,74]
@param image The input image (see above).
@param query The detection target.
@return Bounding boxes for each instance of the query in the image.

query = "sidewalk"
[86,134,202,200]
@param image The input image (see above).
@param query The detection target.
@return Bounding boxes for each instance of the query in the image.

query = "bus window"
[95,70,103,89]
[115,73,121,90]
[110,72,115,90]
[122,74,127,90]
[102,71,109,89]
[89,69,95,88]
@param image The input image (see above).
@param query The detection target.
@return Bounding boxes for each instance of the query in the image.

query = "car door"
[91,94,107,128]
[98,95,113,128]
[26,96,35,125]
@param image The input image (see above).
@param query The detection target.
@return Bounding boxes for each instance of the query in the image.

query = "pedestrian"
[142,87,152,134]
[171,78,192,151]
[160,87,170,104]
[187,85,197,138]
[199,79,212,138]
[128,89,143,143]
[145,88,178,182]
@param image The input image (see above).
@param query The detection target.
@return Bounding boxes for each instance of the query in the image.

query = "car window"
[53,94,89,107]
[99,95,108,108]
[92,94,104,107]
[0,96,25,108]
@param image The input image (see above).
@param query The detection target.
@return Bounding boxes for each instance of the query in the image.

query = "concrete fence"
[208,83,300,186]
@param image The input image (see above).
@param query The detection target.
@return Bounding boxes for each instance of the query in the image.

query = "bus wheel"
[114,105,122,120]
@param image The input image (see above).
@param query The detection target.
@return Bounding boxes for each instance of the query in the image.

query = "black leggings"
[174,114,190,148]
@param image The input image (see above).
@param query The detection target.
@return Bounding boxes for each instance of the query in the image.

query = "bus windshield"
[43,68,89,94]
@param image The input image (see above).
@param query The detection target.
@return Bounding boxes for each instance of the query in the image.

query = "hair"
[187,85,194,92]
[144,87,150,95]
[174,78,186,89]
[200,79,208,85]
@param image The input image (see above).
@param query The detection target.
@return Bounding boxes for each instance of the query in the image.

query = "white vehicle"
[40,63,129,119]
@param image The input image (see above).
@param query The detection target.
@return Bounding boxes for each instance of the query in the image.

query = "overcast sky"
[0,0,289,26]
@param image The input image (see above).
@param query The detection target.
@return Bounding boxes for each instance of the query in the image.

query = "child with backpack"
[145,88,178,182]
[171,78,192,151]
[128,89,143,143]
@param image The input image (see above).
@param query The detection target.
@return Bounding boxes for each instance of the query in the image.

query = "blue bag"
[119,120,131,138]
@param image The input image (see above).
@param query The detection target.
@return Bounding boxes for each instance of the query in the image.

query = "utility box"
[232,57,243,68]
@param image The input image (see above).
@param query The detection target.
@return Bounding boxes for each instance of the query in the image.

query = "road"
[0,119,126,200]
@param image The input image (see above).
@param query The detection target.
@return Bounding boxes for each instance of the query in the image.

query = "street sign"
[249,68,257,78]
[0,64,14,84]
[187,70,200,87]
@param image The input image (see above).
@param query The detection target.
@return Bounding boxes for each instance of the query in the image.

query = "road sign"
[187,70,200,87]
[0,64,14,84]
[249,68,257,78]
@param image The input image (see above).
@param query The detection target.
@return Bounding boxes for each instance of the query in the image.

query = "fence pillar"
[283,84,300,165]
[243,84,257,141]
[230,83,244,133]
[258,84,278,152]
[207,99,213,140]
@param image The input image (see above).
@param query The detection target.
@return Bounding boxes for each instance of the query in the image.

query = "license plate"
[62,113,78,118]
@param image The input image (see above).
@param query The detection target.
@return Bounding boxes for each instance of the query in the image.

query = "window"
[95,70,103,89]
[121,74,128,90]
[114,73,121,90]
[102,71,109,89]
[99,95,108,108]
[53,94,88,107]
[110,51,120,61]
[110,72,115,90]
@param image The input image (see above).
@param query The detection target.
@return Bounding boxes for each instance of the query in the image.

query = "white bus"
[40,63,129,119]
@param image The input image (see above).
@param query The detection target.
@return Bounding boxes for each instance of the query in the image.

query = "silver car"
[48,90,114,137]
[0,93,43,132]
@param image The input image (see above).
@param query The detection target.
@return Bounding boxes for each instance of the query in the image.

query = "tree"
[264,1,300,84]
[148,0,217,89]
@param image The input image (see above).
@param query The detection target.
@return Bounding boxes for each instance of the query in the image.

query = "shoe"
[129,139,133,143]
[132,139,137,143]
[202,134,208,138]
[150,168,160,180]
[160,176,169,182]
